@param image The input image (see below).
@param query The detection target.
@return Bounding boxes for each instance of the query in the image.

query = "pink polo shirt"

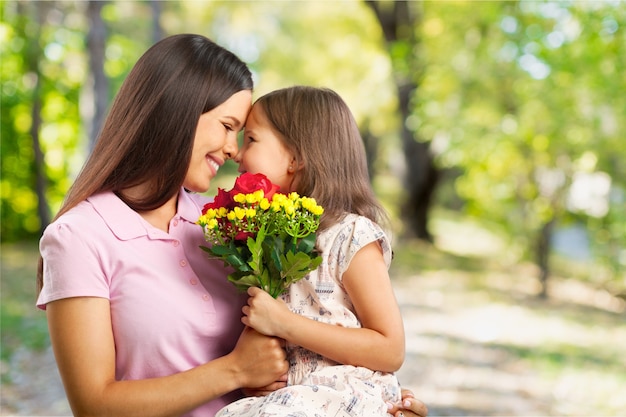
[37,189,247,416]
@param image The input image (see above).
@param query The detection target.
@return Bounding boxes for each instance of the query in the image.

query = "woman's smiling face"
[235,103,297,193]
[184,90,252,193]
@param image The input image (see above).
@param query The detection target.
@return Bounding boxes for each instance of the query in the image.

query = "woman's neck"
[121,185,178,233]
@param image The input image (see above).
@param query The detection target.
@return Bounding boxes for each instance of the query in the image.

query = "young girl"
[217,86,405,417]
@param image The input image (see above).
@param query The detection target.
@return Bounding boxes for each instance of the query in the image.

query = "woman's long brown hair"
[37,34,252,292]
[255,86,388,232]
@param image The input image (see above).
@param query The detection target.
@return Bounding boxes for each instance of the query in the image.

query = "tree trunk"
[360,125,379,182]
[150,0,164,43]
[22,1,50,233]
[397,83,438,242]
[366,0,438,242]
[87,1,108,150]
[536,218,555,298]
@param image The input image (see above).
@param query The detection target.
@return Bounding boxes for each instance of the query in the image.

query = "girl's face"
[235,103,296,192]
[184,90,252,193]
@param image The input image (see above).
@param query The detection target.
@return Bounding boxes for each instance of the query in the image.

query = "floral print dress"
[216,214,402,417]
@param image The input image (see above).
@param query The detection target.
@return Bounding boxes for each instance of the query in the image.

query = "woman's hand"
[386,389,428,417]
[230,326,288,389]
[241,373,288,397]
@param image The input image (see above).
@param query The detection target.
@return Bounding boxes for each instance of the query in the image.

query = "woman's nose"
[223,134,239,160]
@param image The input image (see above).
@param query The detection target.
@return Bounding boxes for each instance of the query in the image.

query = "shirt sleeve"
[337,216,392,279]
[37,221,111,310]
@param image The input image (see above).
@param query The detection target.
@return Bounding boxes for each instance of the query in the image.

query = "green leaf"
[225,254,249,270]
[296,233,317,254]
[280,251,322,284]
[264,236,284,272]
[227,272,260,292]
[246,224,266,273]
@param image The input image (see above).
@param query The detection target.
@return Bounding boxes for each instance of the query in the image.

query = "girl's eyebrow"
[243,127,257,137]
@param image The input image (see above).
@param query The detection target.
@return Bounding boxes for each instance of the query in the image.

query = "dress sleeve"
[337,216,393,279]
[37,221,110,310]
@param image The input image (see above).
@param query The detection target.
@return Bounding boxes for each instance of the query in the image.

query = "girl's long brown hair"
[255,86,388,232]
[37,34,252,291]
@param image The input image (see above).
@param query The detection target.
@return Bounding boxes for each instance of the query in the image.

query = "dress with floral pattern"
[216,213,401,417]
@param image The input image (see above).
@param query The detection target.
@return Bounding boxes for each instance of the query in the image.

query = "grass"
[389,215,626,416]
[1,242,49,365]
[1,211,625,415]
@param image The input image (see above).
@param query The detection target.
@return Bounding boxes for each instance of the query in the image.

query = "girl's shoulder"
[325,213,387,239]
[320,213,393,272]
[320,213,391,253]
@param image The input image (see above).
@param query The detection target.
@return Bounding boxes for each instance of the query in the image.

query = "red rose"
[203,187,234,213]
[232,173,280,201]
[234,230,254,241]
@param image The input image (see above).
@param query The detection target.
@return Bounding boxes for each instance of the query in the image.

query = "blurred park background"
[1,1,625,415]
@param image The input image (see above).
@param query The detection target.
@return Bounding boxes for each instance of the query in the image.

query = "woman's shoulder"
[43,191,137,241]
[49,196,104,228]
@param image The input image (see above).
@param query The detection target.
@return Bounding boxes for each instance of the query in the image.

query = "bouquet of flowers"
[197,172,324,298]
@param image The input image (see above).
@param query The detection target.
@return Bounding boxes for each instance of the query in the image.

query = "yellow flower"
[283,201,295,216]
[233,193,247,204]
[197,173,324,299]
[233,206,247,220]
[299,197,324,216]
[245,192,258,204]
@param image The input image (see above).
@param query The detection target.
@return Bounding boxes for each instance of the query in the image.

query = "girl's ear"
[289,156,305,173]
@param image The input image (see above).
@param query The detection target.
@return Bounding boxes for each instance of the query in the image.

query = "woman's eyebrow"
[225,116,244,129]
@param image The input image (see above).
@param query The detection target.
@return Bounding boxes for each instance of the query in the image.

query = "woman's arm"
[242,241,405,373]
[47,297,287,417]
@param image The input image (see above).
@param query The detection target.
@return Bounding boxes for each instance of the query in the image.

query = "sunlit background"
[1,1,625,416]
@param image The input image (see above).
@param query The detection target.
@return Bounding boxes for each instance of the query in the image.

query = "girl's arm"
[242,241,405,373]
[47,297,287,417]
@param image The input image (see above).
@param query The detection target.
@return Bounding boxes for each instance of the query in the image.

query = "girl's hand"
[241,287,291,337]
[386,389,428,417]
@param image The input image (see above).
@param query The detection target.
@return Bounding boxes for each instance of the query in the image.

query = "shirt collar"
[177,189,204,224]
[87,189,202,241]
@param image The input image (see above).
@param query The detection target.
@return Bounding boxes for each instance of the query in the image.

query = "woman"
[36,34,427,417]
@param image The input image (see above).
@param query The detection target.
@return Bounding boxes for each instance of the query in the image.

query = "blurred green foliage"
[1,1,624,290]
